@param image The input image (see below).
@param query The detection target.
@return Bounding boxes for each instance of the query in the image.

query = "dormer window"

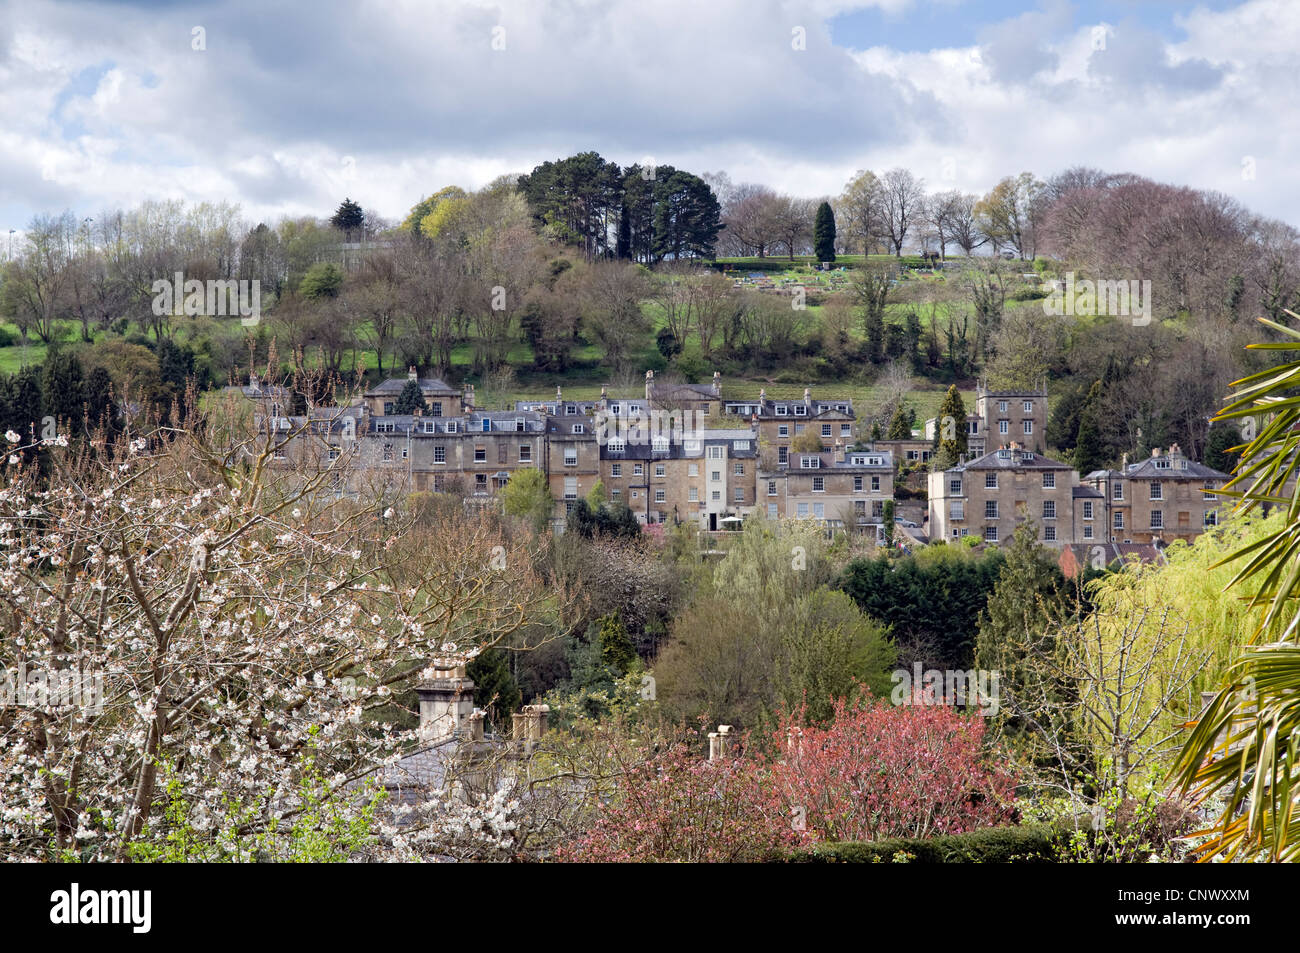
[1155,458,1170,469]
[446,421,457,434]
[573,424,585,434]
[800,457,820,469]
[793,405,807,416]
[607,438,626,453]
[481,418,491,433]
[610,403,621,416]
[566,405,577,415]
[733,440,750,451]
[775,406,788,417]
[652,435,670,452]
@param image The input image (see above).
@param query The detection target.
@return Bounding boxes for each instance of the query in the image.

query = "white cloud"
[0,0,1294,229]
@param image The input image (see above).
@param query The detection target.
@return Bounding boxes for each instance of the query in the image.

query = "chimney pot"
[408,366,417,381]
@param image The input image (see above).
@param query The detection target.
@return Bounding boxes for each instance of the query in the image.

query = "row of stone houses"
[927,442,1230,547]
[250,368,1228,549]
[252,368,896,537]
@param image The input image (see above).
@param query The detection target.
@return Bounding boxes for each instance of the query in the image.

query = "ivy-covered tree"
[598,613,638,676]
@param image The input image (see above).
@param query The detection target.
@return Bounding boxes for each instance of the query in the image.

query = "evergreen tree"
[10,366,42,437]
[1203,423,1242,475]
[467,649,521,731]
[330,198,366,240]
[813,201,837,263]
[1072,381,1107,475]
[84,366,119,436]
[616,203,632,260]
[41,349,86,432]
[597,613,638,675]
[393,379,427,415]
[886,404,912,440]
[934,385,968,459]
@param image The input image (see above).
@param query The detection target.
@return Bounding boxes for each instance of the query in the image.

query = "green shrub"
[781,824,1062,863]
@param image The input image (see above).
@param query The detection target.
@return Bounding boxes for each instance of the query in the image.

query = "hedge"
[781,824,1062,863]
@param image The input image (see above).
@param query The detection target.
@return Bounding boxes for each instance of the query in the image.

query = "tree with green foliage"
[84,365,119,436]
[886,404,913,440]
[500,467,553,533]
[773,588,896,723]
[655,326,682,361]
[933,385,968,461]
[1202,422,1242,475]
[393,379,427,415]
[839,544,1007,670]
[974,521,1075,772]
[467,648,522,730]
[652,168,723,262]
[298,262,344,300]
[330,198,366,240]
[40,349,85,432]
[565,497,640,539]
[813,201,837,263]
[1073,381,1107,474]
[598,613,638,676]
[1172,311,1300,859]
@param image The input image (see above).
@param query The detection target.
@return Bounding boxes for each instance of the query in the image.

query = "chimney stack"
[464,383,475,409]
[712,370,721,396]
[468,708,485,742]
[408,366,417,381]
[512,703,550,746]
[416,657,476,742]
[556,385,563,402]
[803,387,812,404]
[708,724,733,761]
[249,371,260,393]
[645,369,655,401]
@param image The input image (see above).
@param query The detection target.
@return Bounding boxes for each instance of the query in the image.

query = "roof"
[951,447,1073,471]
[1072,486,1104,499]
[1124,455,1229,480]
[1059,543,1167,578]
[366,376,460,397]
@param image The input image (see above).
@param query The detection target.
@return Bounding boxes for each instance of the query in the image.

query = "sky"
[0,0,1295,237]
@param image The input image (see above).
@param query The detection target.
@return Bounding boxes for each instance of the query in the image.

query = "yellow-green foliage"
[1082,511,1281,751]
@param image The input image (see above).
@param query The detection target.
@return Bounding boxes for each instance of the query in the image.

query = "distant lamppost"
[7,229,14,262]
